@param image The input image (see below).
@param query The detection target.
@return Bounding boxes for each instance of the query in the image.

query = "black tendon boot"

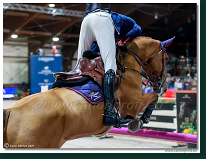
[103,69,131,128]
[140,104,155,124]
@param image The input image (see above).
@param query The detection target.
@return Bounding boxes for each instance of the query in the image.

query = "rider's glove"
[118,39,124,46]
[118,44,127,52]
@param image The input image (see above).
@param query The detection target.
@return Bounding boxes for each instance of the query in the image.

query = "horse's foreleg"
[127,92,158,132]
[138,92,158,123]
[122,92,158,117]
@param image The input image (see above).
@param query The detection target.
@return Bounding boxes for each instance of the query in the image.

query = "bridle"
[116,42,166,90]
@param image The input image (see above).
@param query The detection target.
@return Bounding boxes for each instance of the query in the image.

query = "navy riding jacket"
[84,8,142,53]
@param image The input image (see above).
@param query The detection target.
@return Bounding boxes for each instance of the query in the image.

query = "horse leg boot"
[140,103,155,124]
[102,69,131,128]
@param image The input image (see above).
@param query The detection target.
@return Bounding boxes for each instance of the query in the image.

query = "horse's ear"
[162,36,175,48]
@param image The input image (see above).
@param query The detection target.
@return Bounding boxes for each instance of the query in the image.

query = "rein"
[116,42,165,88]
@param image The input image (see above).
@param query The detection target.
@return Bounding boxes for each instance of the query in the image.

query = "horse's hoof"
[128,119,143,133]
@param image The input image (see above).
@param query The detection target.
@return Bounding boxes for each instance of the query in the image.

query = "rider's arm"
[120,15,142,44]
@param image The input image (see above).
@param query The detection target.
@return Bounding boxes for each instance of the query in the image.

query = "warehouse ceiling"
[3,3,197,71]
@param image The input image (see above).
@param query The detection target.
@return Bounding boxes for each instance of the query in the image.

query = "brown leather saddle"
[53,56,120,89]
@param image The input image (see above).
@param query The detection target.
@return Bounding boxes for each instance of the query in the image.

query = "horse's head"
[149,37,175,96]
[132,36,175,96]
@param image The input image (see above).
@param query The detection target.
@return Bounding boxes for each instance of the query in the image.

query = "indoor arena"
[3,3,199,152]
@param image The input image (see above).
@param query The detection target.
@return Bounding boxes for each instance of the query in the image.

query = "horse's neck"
[123,40,151,74]
[127,40,150,64]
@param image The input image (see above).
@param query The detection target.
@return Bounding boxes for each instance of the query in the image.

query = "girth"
[53,56,120,89]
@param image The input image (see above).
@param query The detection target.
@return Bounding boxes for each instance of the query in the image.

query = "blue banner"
[3,88,18,99]
[30,55,62,94]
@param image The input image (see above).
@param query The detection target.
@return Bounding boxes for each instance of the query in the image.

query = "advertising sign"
[30,55,62,94]
[176,90,197,135]
[3,88,18,99]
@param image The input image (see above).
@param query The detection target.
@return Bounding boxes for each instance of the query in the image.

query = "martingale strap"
[116,48,148,81]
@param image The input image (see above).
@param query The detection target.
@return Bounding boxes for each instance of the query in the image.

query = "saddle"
[53,55,120,89]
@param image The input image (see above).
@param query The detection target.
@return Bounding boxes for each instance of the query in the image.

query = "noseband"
[116,42,166,88]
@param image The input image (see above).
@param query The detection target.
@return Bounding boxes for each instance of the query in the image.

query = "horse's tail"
[3,109,11,147]
[3,109,11,132]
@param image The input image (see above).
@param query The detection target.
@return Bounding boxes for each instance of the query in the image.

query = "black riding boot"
[103,69,131,128]
[140,104,155,124]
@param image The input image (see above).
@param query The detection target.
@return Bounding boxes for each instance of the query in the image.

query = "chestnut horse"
[3,36,174,148]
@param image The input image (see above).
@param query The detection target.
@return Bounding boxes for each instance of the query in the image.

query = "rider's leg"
[93,14,117,73]
[92,14,130,127]
[77,14,96,61]
[78,12,130,127]
[103,69,131,127]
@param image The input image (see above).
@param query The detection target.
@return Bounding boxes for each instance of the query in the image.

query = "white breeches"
[77,12,117,73]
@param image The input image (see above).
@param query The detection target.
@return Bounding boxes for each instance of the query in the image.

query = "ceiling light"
[53,37,59,41]
[154,12,158,19]
[11,34,18,38]
[49,4,55,7]
[52,9,57,13]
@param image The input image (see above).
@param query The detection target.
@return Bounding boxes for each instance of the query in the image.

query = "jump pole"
[109,127,197,144]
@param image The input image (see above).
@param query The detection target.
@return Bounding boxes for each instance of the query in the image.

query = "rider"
[77,8,142,127]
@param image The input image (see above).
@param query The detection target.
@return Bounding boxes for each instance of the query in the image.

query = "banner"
[176,90,197,135]
[3,88,18,99]
[30,55,62,94]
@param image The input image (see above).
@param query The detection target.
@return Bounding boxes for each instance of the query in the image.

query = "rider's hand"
[118,39,124,46]
[118,44,127,52]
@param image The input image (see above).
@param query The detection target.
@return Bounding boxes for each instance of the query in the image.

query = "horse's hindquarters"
[4,88,107,148]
